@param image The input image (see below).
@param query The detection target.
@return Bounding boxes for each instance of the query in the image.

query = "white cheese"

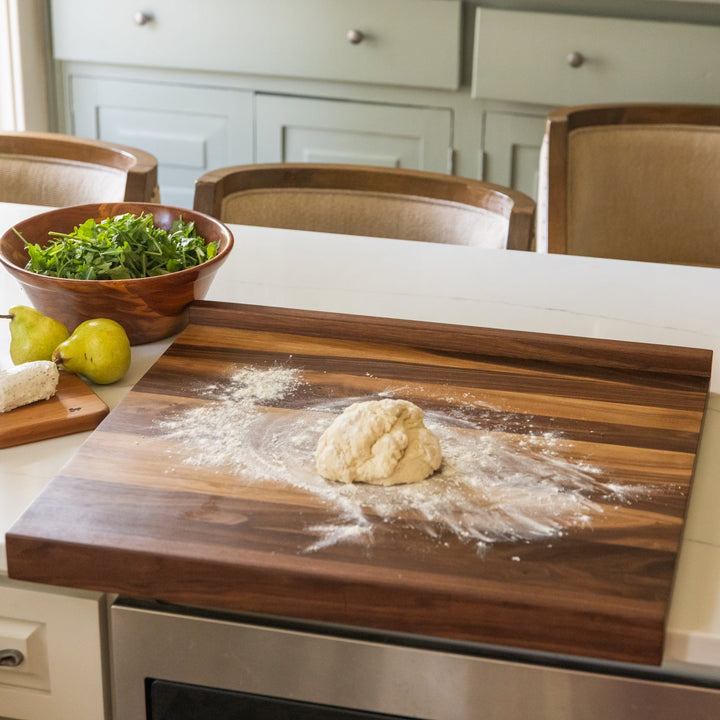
[0,360,60,413]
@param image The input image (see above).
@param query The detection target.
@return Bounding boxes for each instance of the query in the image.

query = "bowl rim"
[0,201,234,285]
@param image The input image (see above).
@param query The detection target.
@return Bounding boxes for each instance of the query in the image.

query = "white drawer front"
[50,0,461,90]
[472,8,720,105]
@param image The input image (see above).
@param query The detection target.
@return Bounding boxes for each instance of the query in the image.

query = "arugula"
[18,212,218,280]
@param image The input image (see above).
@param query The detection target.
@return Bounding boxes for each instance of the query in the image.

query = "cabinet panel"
[0,578,107,720]
[71,76,254,207]
[50,0,461,90]
[256,95,453,173]
[472,8,720,105]
[483,112,546,200]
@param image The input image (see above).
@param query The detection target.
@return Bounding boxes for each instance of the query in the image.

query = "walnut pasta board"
[6,301,713,665]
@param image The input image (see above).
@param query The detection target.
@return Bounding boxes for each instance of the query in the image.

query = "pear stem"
[0,314,13,320]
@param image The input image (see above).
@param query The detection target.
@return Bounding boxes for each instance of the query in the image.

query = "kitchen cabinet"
[0,577,108,720]
[65,72,459,206]
[255,94,453,171]
[70,75,254,208]
[47,1,720,205]
[67,75,455,206]
[50,0,462,206]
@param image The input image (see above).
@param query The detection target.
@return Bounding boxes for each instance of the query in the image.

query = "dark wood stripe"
[190,301,713,378]
[146,345,708,411]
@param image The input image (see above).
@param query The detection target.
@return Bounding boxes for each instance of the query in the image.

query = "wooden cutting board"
[6,301,713,665]
[0,370,108,448]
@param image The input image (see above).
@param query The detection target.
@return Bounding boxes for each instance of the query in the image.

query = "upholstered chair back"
[538,104,720,266]
[0,132,160,206]
[194,164,536,251]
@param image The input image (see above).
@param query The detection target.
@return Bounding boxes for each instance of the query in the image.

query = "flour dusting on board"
[157,365,651,552]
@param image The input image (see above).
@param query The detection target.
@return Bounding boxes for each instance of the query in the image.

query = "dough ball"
[316,399,442,486]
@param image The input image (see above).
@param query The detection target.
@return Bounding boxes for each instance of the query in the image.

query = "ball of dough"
[316,399,442,486]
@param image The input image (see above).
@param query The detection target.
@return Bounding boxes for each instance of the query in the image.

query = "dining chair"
[0,131,160,206]
[193,163,536,250]
[536,103,720,266]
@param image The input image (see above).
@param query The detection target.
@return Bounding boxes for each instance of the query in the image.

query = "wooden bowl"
[0,202,234,344]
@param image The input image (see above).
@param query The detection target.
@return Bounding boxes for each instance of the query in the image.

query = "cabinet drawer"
[50,0,461,90]
[472,8,720,105]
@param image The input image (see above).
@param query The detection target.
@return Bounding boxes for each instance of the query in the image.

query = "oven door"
[149,679,416,719]
[110,599,720,720]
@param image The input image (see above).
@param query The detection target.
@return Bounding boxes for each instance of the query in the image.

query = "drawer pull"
[133,11,154,26]
[346,29,365,45]
[566,51,585,68]
[0,649,25,668]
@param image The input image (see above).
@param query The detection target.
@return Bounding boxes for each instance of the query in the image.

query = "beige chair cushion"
[221,188,511,248]
[566,125,720,265]
[0,154,128,206]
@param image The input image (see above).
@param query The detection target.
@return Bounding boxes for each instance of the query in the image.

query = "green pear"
[1,305,70,364]
[53,318,131,385]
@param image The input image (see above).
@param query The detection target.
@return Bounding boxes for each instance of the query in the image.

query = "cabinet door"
[256,95,453,173]
[0,578,107,720]
[71,76,254,207]
[482,112,546,200]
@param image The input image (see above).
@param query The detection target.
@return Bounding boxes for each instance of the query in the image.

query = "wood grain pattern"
[6,301,713,665]
[0,370,108,448]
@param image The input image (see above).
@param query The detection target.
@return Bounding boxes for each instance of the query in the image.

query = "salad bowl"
[0,202,234,344]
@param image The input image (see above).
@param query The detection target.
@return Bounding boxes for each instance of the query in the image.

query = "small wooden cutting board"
[0,370,108,448]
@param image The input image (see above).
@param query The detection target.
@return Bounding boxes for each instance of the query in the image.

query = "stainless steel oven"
[110,598,720,720]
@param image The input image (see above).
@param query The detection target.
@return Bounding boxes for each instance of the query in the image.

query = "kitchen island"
[2,201,720,718]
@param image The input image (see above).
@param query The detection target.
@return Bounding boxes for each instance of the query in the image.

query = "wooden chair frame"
[194,163,536,251]
[544,103,720,257]
[0,130,159,202]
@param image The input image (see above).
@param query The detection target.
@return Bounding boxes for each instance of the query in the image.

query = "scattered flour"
[156,365,653,553]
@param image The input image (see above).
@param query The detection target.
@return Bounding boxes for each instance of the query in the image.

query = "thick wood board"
[0,370,108,448]
[6,301,713,665]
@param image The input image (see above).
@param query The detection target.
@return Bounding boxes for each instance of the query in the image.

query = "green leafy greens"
[18,212,218,280]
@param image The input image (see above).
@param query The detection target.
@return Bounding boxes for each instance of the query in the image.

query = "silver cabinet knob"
[0,649,24,667]
[566,51,585,68]
[134,11,154,26]
[346,29,364,45]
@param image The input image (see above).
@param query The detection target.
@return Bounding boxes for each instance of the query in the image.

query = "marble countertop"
[2,201,720,677]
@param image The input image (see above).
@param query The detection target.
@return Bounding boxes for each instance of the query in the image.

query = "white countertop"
[2,201,720,677]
